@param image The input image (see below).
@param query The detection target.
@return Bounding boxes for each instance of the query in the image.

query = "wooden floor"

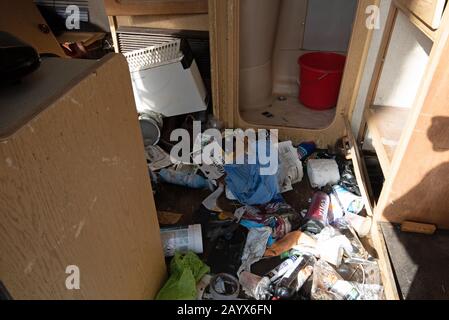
[240,96,337,130]
[381,223,449,300]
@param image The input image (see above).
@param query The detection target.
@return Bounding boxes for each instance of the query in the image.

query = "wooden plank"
[0,54,167,299]
[394,0,438,41]
[376,8,449,229]
[0,0,65,57]
[108,16,120,53]
[401,221,437,235]
[395,0,446,30]
[208,0,238,128]
[345,120,375,217]
[357,4,398,142]
[104,0,208,16]
[115,13,209,31]
[371,223,401,300]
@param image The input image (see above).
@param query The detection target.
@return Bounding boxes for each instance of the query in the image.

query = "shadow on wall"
[384,116,449,300]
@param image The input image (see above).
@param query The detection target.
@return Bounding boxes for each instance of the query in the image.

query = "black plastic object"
[0,31,41,85]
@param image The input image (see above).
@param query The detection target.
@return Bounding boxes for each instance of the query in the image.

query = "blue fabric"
[224,163,280,205]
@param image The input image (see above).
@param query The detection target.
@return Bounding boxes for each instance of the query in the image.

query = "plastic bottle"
[297,142,316,160]
[265,255,302,282]
[272,256,315,299]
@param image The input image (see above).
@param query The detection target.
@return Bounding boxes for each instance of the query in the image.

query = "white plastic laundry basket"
[124,40,183,72]
[123,39,208,117]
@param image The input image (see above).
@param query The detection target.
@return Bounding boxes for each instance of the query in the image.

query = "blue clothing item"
[224,163,280,206]
[159,169,213,190]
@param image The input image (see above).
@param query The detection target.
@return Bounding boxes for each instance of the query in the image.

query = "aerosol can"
[302,191,330,235]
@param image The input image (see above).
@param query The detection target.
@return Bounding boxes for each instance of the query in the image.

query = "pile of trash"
[148,127,384,301]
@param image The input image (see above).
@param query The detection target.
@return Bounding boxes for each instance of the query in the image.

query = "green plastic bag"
[156,251,210,300]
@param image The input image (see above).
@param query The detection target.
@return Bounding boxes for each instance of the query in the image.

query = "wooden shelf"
[104,0,208,16]
[394,0,446,41]
[366,105,411,176]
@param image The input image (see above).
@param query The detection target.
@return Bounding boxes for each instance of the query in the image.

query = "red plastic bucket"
[298,52,346,110]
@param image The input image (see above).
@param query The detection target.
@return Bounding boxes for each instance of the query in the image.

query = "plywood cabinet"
[0,54,166,299]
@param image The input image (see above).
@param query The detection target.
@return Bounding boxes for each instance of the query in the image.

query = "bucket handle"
[298,72,331,87]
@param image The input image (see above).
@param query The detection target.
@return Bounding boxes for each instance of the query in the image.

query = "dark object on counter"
[0,32,40,85]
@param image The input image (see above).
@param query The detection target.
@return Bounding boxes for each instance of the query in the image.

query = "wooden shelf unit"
[366,105,410,176]
[360,1,442,177]
[394,0,446,40]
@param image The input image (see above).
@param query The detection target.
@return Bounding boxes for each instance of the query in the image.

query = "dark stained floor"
[155,177,449,300]
[154,176,315,277]
[381,223,449,300]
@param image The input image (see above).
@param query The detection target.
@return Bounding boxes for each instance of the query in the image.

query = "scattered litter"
[238,227,272,275]
[198,163,225,181]
[328,192,345,222]
[146,145,172,171]
[297,142,316,161]
[332,185,364,215]
[159,168,214,190]
[307,159,341,188]
[196,274,212,300]
[352,282,385,300]
[174,163,199,175]
[202,184,224,212]
[154,135,386,300]
[338,161,361,196]
[210,273,240,300]
[316,234,353,267]
[157,211,183,225]
[277,141,304,193]
[139,111,163,147]
[344,212,372,238]
[271,256,315,300]
[207,222,239,242]
[156,252,210,300]
[160,224,203,257]
[311,260,361,300]
[264,231,317,258]
[332,219,370,260]
[236,203,302,246]
[239,271,271,300]
[225,186,238,201]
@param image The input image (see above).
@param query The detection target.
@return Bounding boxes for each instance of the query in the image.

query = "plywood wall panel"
[0,54,166,299]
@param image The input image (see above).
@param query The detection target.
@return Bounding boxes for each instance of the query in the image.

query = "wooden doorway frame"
[208,0,379,147]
